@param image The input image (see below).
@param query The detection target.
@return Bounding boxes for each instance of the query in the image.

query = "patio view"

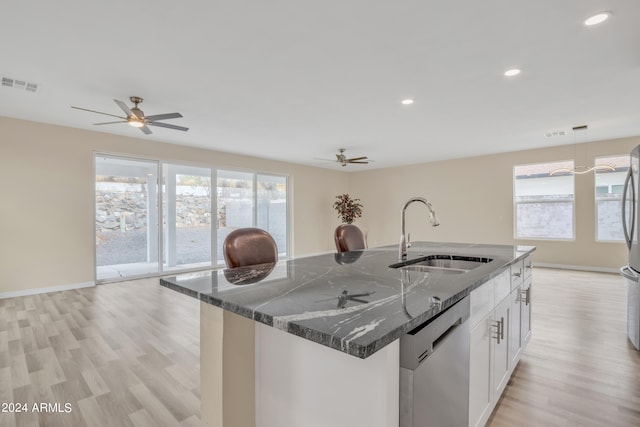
[95,155,287,281]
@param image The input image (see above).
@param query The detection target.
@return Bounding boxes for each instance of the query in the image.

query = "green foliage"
[333,194,363,224]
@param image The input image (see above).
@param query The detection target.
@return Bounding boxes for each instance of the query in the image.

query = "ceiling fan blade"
[114,99,136,118]
[347,156,368,161]
[147,122,189,132]
[348,161,369,164]
[314,158,337,162]
[71,106,126,120]
[93,120,128,125]
[140,125,152,135]
[145,112,183,121]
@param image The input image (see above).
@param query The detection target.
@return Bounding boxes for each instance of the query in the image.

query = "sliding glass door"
[95,154,290,282]
[163,164,212,271]
[95,155,159,281]
[216,170,254,262]
[257,174,288,256]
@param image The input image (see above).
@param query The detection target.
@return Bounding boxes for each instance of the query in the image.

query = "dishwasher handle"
[418,318,463,362]
[400,296,470,370]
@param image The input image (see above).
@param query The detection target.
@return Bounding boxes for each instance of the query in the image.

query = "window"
[595,155,630,241]
[514,161,575,240]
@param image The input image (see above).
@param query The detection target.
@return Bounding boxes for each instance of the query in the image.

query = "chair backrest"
[223,228,278,268]
[334,224,367,253]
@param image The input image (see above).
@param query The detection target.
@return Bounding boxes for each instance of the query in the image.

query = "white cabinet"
[508,286,522,366]
[469,313,492,427]
[468,270,510,427]
[468,297,511,427]
[510,259,524,290]
[469,256,533,427]
[521,255,532,344]
[492,296,510,398]
[521,275,532,344]
[509,255,533,365]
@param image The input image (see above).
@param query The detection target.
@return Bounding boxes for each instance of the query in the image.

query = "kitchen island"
[161,242,535,427]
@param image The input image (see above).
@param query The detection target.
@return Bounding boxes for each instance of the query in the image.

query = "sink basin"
[390,255,493,274]
[399,264,469,275]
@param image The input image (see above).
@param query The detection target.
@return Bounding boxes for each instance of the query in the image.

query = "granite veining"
[161,242,535,358]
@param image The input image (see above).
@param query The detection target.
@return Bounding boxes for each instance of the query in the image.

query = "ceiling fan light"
[129,119,144,128]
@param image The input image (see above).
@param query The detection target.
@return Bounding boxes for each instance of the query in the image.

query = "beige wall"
[2,114,638,294]
[348,136,640,270]
[0,116,348,293]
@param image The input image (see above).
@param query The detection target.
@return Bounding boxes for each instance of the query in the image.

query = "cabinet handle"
[492,321,501,344]
[526,287,531,305]
[492,318,505,344]
[518,288,530,306]
[513,271,522,278]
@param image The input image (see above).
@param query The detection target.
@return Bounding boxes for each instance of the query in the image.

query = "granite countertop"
[160,242,535,358]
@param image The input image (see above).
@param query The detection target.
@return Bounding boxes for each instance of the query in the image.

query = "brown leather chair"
[334,224,367,253]
[223,228,278,268]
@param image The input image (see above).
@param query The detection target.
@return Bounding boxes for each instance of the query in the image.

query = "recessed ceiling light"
[584,12,611,26]
[401,98,414,105]
[504,69,521,77]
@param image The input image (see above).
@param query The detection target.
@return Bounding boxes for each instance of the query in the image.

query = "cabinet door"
[510,260,524,291]
[523,255,533,279]
[509,286,522,367]
[469,314,492,427]
[521,277,532,344]
[493,297,510,398]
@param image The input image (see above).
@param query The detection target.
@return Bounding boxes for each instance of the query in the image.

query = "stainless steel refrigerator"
[621,144,640,350]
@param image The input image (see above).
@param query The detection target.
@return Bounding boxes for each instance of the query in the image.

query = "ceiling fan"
[319,148,372,167]
[71,96,188,135]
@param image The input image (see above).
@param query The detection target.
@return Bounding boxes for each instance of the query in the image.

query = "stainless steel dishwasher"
[399,296,470,427]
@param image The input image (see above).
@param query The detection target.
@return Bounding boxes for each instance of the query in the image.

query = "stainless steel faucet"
[399,197,439,261]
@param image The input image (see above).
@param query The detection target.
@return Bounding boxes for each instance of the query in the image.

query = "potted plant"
[333,194,363,224]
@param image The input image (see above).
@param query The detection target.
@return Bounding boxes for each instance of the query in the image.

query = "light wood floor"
[1,268,639,426]
[0,278,200,427]
[488,268,640,427]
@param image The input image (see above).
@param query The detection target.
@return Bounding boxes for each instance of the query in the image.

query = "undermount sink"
[390,255,493,274]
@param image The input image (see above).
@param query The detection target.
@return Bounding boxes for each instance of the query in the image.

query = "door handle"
[623,168,635,250]
[621,266,639,282]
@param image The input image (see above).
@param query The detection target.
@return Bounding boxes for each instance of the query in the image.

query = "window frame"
[594,154,630,243]
[513,160,576,241]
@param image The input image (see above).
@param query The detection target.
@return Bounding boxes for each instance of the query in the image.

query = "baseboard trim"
[535,262,620,274]
[0,281,95,299]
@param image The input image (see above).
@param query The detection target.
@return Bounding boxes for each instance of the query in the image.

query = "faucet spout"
[399,197,439,261]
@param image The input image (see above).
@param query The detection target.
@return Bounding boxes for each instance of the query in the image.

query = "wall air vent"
[1,76,38,93]
[545,130,567,138]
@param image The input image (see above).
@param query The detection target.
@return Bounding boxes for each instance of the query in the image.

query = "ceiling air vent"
[545,130,567,138]
[1,76,38,93]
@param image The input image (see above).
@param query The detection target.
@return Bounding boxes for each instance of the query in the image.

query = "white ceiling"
[1,1,639,170]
